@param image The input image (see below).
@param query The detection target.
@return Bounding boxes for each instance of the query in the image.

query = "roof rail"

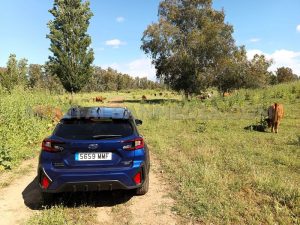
[123,108,129,117]
[70,106,80,116]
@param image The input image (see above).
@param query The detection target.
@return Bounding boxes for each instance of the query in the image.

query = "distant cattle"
[223,92,230,97]
[159,93,163,96]
[266,103,284,133]
[196,95,207,100]
[95,96,106,102]
[142,95,147,101]
[196,93,212,100]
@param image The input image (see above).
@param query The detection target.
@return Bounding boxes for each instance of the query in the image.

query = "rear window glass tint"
[53,119,133,140]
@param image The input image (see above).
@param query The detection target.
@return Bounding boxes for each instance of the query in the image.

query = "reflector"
[41,176,50,189]
[133,171,142,184]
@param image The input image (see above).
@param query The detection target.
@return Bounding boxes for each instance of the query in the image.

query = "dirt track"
[0,158,38,225]
[92,155,179,225]
[0,154,181,225]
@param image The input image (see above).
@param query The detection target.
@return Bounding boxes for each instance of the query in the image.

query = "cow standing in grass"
[267,103,284,133]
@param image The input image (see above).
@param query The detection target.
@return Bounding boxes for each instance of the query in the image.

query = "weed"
[196,121,207,133]
[26,205,97,225]
[0,145,12,170]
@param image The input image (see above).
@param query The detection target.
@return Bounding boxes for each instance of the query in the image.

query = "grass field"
[0,82,299,224]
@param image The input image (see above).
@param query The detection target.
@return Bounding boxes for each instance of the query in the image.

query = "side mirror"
[135,119,143,126]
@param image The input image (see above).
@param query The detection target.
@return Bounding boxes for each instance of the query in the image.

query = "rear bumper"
[38,162,147,193]
[43,180,135,193]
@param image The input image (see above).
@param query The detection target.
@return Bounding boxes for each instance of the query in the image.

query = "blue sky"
[0,0,299,80]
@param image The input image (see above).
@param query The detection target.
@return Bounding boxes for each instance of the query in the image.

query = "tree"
[0,54,19,90]
[276,67,298,83]
[44,62,65,93]
[0,68,7,88]
[269,73,278,85]
[0,54,30,90]
[47,0,94,93]
[28,64,43,88]
[245,54,272,88]
[215,46,248,93]
[141,0,235,96]
[18,58,28,86]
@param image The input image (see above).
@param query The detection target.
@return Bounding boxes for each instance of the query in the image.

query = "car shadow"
[22,177,135,210]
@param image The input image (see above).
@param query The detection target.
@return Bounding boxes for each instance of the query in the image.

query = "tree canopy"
[0,54,28,91]
[47,0,94,93]
[141,0,235,95]
[276,67,298,83]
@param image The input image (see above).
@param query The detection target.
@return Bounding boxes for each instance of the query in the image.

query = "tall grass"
[0,86,69,170]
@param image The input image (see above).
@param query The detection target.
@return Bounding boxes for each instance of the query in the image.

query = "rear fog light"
[41,176,51,189]
[133,171,142,185]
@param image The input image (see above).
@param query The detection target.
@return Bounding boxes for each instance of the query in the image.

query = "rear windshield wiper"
[92,134,122,139]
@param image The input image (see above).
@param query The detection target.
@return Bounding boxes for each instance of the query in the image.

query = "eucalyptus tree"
[141,0,235,96]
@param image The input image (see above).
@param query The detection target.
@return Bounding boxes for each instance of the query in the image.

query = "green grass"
[1,83,299,224]
[134,82,300,224]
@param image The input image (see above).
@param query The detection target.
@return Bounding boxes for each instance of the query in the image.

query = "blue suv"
[37,107,150,202]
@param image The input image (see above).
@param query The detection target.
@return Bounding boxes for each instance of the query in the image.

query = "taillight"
[123,137,144,150]
[133,171,142,185]
[42,139,64,152]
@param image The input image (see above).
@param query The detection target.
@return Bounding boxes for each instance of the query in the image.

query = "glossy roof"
[63,107,132,120]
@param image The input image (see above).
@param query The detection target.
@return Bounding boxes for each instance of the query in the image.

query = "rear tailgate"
[61,138,135,168]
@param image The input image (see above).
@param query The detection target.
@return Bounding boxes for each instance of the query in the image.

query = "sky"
[0,0,299,81]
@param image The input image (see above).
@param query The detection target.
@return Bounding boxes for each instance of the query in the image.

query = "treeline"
[83,67,161,92]
[214,47,299,93]
[0,54,161,93]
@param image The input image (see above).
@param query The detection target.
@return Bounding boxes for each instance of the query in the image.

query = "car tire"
[136,174,149,195]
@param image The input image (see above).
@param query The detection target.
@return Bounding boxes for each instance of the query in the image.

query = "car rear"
[37,107,149,196]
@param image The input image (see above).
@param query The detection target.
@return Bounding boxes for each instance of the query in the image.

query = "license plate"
[75,152,112,161]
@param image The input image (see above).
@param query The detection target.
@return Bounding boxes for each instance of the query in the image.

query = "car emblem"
[88,144,99,150]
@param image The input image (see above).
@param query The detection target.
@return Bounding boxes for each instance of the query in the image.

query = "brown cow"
[142,95,147,101]
[33,105,63,123]
[95,96,106,102]
[223,92,230,97]
[267,103,284,133]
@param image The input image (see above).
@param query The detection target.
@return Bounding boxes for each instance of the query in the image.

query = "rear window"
[53,119,134,140]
